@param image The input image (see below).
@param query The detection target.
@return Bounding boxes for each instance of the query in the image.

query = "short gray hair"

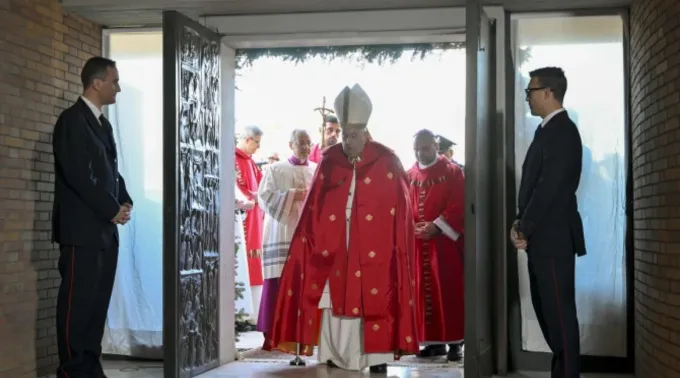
[289,129,309,144]
[239,125,263,140]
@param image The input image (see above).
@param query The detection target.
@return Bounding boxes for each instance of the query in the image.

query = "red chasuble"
[263,141,419,357]
[406,156,465,343]
[235,148,264,286]
[309,143,322,164]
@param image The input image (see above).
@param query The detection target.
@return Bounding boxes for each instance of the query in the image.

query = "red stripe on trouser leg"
[551,260,568,378]
[61,246,76,378]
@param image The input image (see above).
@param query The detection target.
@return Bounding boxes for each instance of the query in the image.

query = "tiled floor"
[103,359,633,378]
[236,331,265,350]
[104,332,632,378]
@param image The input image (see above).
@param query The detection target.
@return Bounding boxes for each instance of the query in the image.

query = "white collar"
[540,108,565,127]
[80,96,102,121]
[418,158,437,170]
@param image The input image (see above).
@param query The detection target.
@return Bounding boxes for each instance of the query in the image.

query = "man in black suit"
[52,57,133,378]
[511,66,586,378]
[435,134,465,171]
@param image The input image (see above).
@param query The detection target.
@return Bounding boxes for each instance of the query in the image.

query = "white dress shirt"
[80,96,102,125]
[540,108,565,127]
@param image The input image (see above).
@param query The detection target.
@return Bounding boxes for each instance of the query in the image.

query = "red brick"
[0,1,101,377]
[632,0,680,376]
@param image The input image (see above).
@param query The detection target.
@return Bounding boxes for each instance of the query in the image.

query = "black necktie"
[99,114,112,131]
[533,124,543,140]
[98,115,117,153]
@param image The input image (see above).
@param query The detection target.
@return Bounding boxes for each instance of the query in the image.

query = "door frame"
[464,3,499,377]
[504,7,634,374]
[203,7,467,48]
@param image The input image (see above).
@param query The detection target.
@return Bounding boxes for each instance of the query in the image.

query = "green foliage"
[235,42,466,70]
[518,46,533,66]
[234,42,533,71]
[234,215,249,343]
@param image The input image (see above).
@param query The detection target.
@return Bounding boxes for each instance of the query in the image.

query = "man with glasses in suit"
[511,66,586,378]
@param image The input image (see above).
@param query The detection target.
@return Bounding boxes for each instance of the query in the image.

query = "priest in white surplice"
[256,129,317,336]
[263,85,419,374]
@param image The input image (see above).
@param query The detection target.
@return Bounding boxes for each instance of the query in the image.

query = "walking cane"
[289,343,306,366]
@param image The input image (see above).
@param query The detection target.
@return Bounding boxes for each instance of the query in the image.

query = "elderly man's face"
[341,126,368,158]
[245,135,261,155]
[290,132,311,160]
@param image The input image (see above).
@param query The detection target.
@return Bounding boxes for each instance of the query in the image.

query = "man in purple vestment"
[256,129,317,335]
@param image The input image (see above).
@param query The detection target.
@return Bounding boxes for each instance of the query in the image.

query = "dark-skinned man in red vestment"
[263,84,419,373]
[309,114,341,164]
[235,125,265,326]
[407,129,465,362]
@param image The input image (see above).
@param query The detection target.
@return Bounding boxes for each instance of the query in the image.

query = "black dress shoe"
[447,343,463,362]
[369,363,387,373]
[418,344,447,357]
[96,364,108,378]
[326,360,337,368]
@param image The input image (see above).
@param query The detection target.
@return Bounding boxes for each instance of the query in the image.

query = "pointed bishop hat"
[333,84,373,127]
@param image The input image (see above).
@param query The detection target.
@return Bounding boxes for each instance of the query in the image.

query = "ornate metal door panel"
[163,10,222,378]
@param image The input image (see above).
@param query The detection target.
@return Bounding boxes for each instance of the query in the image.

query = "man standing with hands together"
[52,57,133,378]
[408,129,465,362]
[511,66,586,378]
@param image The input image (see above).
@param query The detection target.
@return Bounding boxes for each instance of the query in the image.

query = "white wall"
[218,44,237,365]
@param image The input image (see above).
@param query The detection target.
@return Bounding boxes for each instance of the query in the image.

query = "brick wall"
[631,0,680,376]
[0,0,101,377]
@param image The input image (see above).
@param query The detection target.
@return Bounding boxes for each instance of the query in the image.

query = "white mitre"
[333,84,373,127]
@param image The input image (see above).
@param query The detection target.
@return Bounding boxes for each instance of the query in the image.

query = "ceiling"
[60,0,634,28]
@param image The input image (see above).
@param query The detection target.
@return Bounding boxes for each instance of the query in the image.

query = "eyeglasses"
[525,87,546,98]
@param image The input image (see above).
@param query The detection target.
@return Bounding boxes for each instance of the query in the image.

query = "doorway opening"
[232,45,467,366]
[100,30,471,378]
[507,13,632,374]
[99,9,476,374]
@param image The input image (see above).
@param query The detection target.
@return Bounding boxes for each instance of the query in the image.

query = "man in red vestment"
[235,125,265,324]
[263,84,419,373]
[309,114,340,163]
[407,129,465,362]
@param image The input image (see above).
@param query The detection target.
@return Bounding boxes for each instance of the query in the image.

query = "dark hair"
[81,57,116,88]
[325,115,339,124]
[413,128,436,141]
[529,66,567,102]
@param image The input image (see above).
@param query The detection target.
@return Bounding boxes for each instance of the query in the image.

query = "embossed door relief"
[163,10,222,378]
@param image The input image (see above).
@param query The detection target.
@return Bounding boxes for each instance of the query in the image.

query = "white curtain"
[512,15,627,357]
[102,31,164,358]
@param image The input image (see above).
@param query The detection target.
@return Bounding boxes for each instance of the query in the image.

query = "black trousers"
[56,241,119,378]
[527,254,580,378]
